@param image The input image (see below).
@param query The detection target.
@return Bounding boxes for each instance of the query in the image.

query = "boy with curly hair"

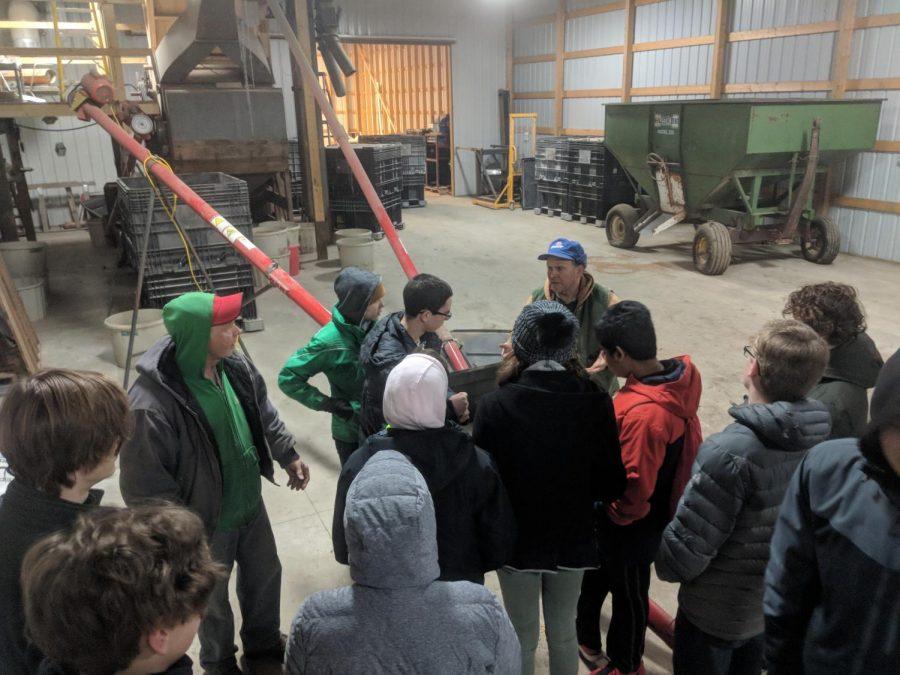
[784,282,883,438]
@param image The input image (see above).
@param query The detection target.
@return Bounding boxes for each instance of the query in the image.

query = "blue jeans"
[673,611,764,675]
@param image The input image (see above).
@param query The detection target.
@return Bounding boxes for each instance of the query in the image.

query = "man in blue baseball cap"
[530,237,620,394]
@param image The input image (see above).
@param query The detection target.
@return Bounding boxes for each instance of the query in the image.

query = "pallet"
[534,206,574,220]
[402,198,427,208]
[425,185,450,195]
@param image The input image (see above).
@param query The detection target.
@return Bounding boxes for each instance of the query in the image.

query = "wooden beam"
[873,140,900,153]
[566,2,625,20]
[565,88,624,98]
[513,91,555,100]
[710,0,729,99]
[728,21,839,43]
[512,53,555,65]
[622,0,636,102]
[537,126,555,135]
[831,0,858,99]
[511,14,555,29]
[554,0,566,134]
[854,13,900,29]
[0,47,150,57]
[632,35,715,52]
[0,102,159,117]
[631,85,710,96]
[833,195,900,215]
[505,15,513,93]
[99,3,126,101]
[724,81,833,93]
[563,128,605,136]
[564,45,625,60]
[846,77,900,90]
[145,0,158,50]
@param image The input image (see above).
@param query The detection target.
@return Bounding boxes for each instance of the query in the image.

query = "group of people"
[0,235,897,675]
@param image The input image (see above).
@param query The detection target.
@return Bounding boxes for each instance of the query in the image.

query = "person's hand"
[499,339,513,361]
[586,352,608,374]
[285,458,310,491]
[436,325,454,343]
[450,391,470,423]
[326,398,355,421]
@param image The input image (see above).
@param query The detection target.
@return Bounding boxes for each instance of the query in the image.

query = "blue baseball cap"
[538,238,587,266]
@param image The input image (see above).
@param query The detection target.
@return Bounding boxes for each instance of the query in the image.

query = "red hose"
[648,599,676,649]
[77,101,333,327]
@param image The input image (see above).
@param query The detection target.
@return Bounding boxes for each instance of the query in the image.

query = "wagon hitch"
[780,118,821,242]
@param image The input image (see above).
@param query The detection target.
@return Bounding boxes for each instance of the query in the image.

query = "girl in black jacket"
[473,301,626,675]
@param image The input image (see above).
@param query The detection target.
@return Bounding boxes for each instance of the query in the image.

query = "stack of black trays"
[326,143,404,233]
[116,172,257,318]
[535,136,571,218]
[359,134,426,207]
[288,140,305,218]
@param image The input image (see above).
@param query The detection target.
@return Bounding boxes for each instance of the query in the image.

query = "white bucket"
[87,219,105,248]
[0,240,47,280]
[14,276,46,322]
[337,238,375,271]
[334,228,372,244]
[298,223,316,257]
[253,253,290,288]
[104,309,167,369]
[252,221,291,259]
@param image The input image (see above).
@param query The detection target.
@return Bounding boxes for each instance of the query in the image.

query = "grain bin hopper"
[602,99,882,274]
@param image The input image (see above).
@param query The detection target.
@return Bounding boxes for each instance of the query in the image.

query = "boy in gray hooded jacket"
[286,450,520,674]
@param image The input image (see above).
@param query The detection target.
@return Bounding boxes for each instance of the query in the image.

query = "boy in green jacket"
[279,267,385,466]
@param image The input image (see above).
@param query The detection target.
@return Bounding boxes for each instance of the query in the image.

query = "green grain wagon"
[602,99,882,275]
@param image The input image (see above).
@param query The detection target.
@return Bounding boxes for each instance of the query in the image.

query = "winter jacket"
[36,654,194,675]
[809,331,882,439]
[286,450,520,674]
[0,480,103,673]
[600,356,703,565]
[473,362,626,571]
[120,337,298,534]
[530,272,619,395]
[764,348,900,675]
[359,311,454,436]
[332,424,516,583]
[279,268,380,443]
[655,399,830,641]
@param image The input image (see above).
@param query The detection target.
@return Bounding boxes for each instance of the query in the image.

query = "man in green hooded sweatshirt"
[279,267,385,466]
[119,291,310,675]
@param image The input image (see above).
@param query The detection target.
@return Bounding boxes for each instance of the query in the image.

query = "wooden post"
[506,14,514,94]
[99,3,127,101]
[709,0,729,99]
[831,0,858,99]
[5,122,36,241]
[0,140,18,242]
[288,0,330,259]
[554,0,566,134]
[622,0,636,102]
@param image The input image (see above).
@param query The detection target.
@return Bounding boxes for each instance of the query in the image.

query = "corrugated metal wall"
[510,0,900,263]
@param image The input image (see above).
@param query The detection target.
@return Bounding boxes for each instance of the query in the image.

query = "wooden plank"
[512,53,556,65]
[100,3,126,101]
[710,0,729,98]
[565,88,624,98]
[564,45,624,60]
[512,14,555,29]
[632,34,715,52]
[622,0,636,102]
[566,2,625,20]
[145,0,158,50]
[0,255,39,374]
[0,101,159,117]
[831,0,858,99]
[873,140,900,153]
[512,91,555,99]
[854,13,900,29]
[833,195,900,215]
[536,126,555,135]
[728,21,839,42]
[554,0,566,134]
[0,46,150,57]
[563,128,605,136]
[448,44,455,196]
[724,81,833,93]
[631,84,709,96]
[846,77,900,90]
[506,16,514,93]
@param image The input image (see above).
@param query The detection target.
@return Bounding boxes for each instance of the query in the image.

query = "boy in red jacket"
[576,301,702,675]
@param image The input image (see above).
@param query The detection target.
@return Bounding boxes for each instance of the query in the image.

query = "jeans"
[497,567,585,675]
[673,611,764,675]
[334,438,358,467]
[575,561,652,673]
[199,503,283,671]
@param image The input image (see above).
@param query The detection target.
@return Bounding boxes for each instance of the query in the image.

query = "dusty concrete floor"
[30,194,899,674]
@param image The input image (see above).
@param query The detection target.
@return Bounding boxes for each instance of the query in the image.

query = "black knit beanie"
[511,300,579,366]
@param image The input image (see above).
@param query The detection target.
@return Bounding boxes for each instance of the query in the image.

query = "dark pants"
[673,611,764,675]
[199,503,282,671]
[334,438,358,467]
[576,561,651,673]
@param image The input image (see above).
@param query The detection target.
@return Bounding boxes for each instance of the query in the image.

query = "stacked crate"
[288,140,305,218]
[359,134,427,207]
[535,136,572,218]
[117,173,257,318]
[326,143,404,233]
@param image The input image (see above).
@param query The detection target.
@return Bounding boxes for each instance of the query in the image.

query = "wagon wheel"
[800,215,840,265]
[605,204,640,249]
[693,221,733,275]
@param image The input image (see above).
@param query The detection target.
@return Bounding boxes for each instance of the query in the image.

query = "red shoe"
[590,662,646,675]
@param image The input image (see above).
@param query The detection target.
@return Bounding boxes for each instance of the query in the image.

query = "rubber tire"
[693,221,733,276]
[606,204,640,249]
[800,215,840,265]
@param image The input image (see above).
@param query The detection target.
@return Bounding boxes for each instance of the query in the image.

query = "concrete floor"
[30,194,899,674]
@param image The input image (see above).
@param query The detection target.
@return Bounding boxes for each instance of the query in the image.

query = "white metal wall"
[511,0,900,262]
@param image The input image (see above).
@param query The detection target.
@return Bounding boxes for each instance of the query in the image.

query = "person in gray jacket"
[285,450,520,674]
[655,319,831,675]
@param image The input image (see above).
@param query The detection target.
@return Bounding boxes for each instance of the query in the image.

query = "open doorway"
[319,42,453,194]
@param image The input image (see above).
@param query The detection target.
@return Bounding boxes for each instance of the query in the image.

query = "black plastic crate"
[402,184,426,207]
[117,173,250,224]
[332,203,402,234]
[141,264,257,319]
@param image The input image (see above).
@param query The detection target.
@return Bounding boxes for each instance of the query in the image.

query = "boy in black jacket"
[0,369,131,673]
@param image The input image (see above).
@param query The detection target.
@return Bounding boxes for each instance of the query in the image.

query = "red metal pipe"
[76,100,333,327]
[265,0,469,373]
